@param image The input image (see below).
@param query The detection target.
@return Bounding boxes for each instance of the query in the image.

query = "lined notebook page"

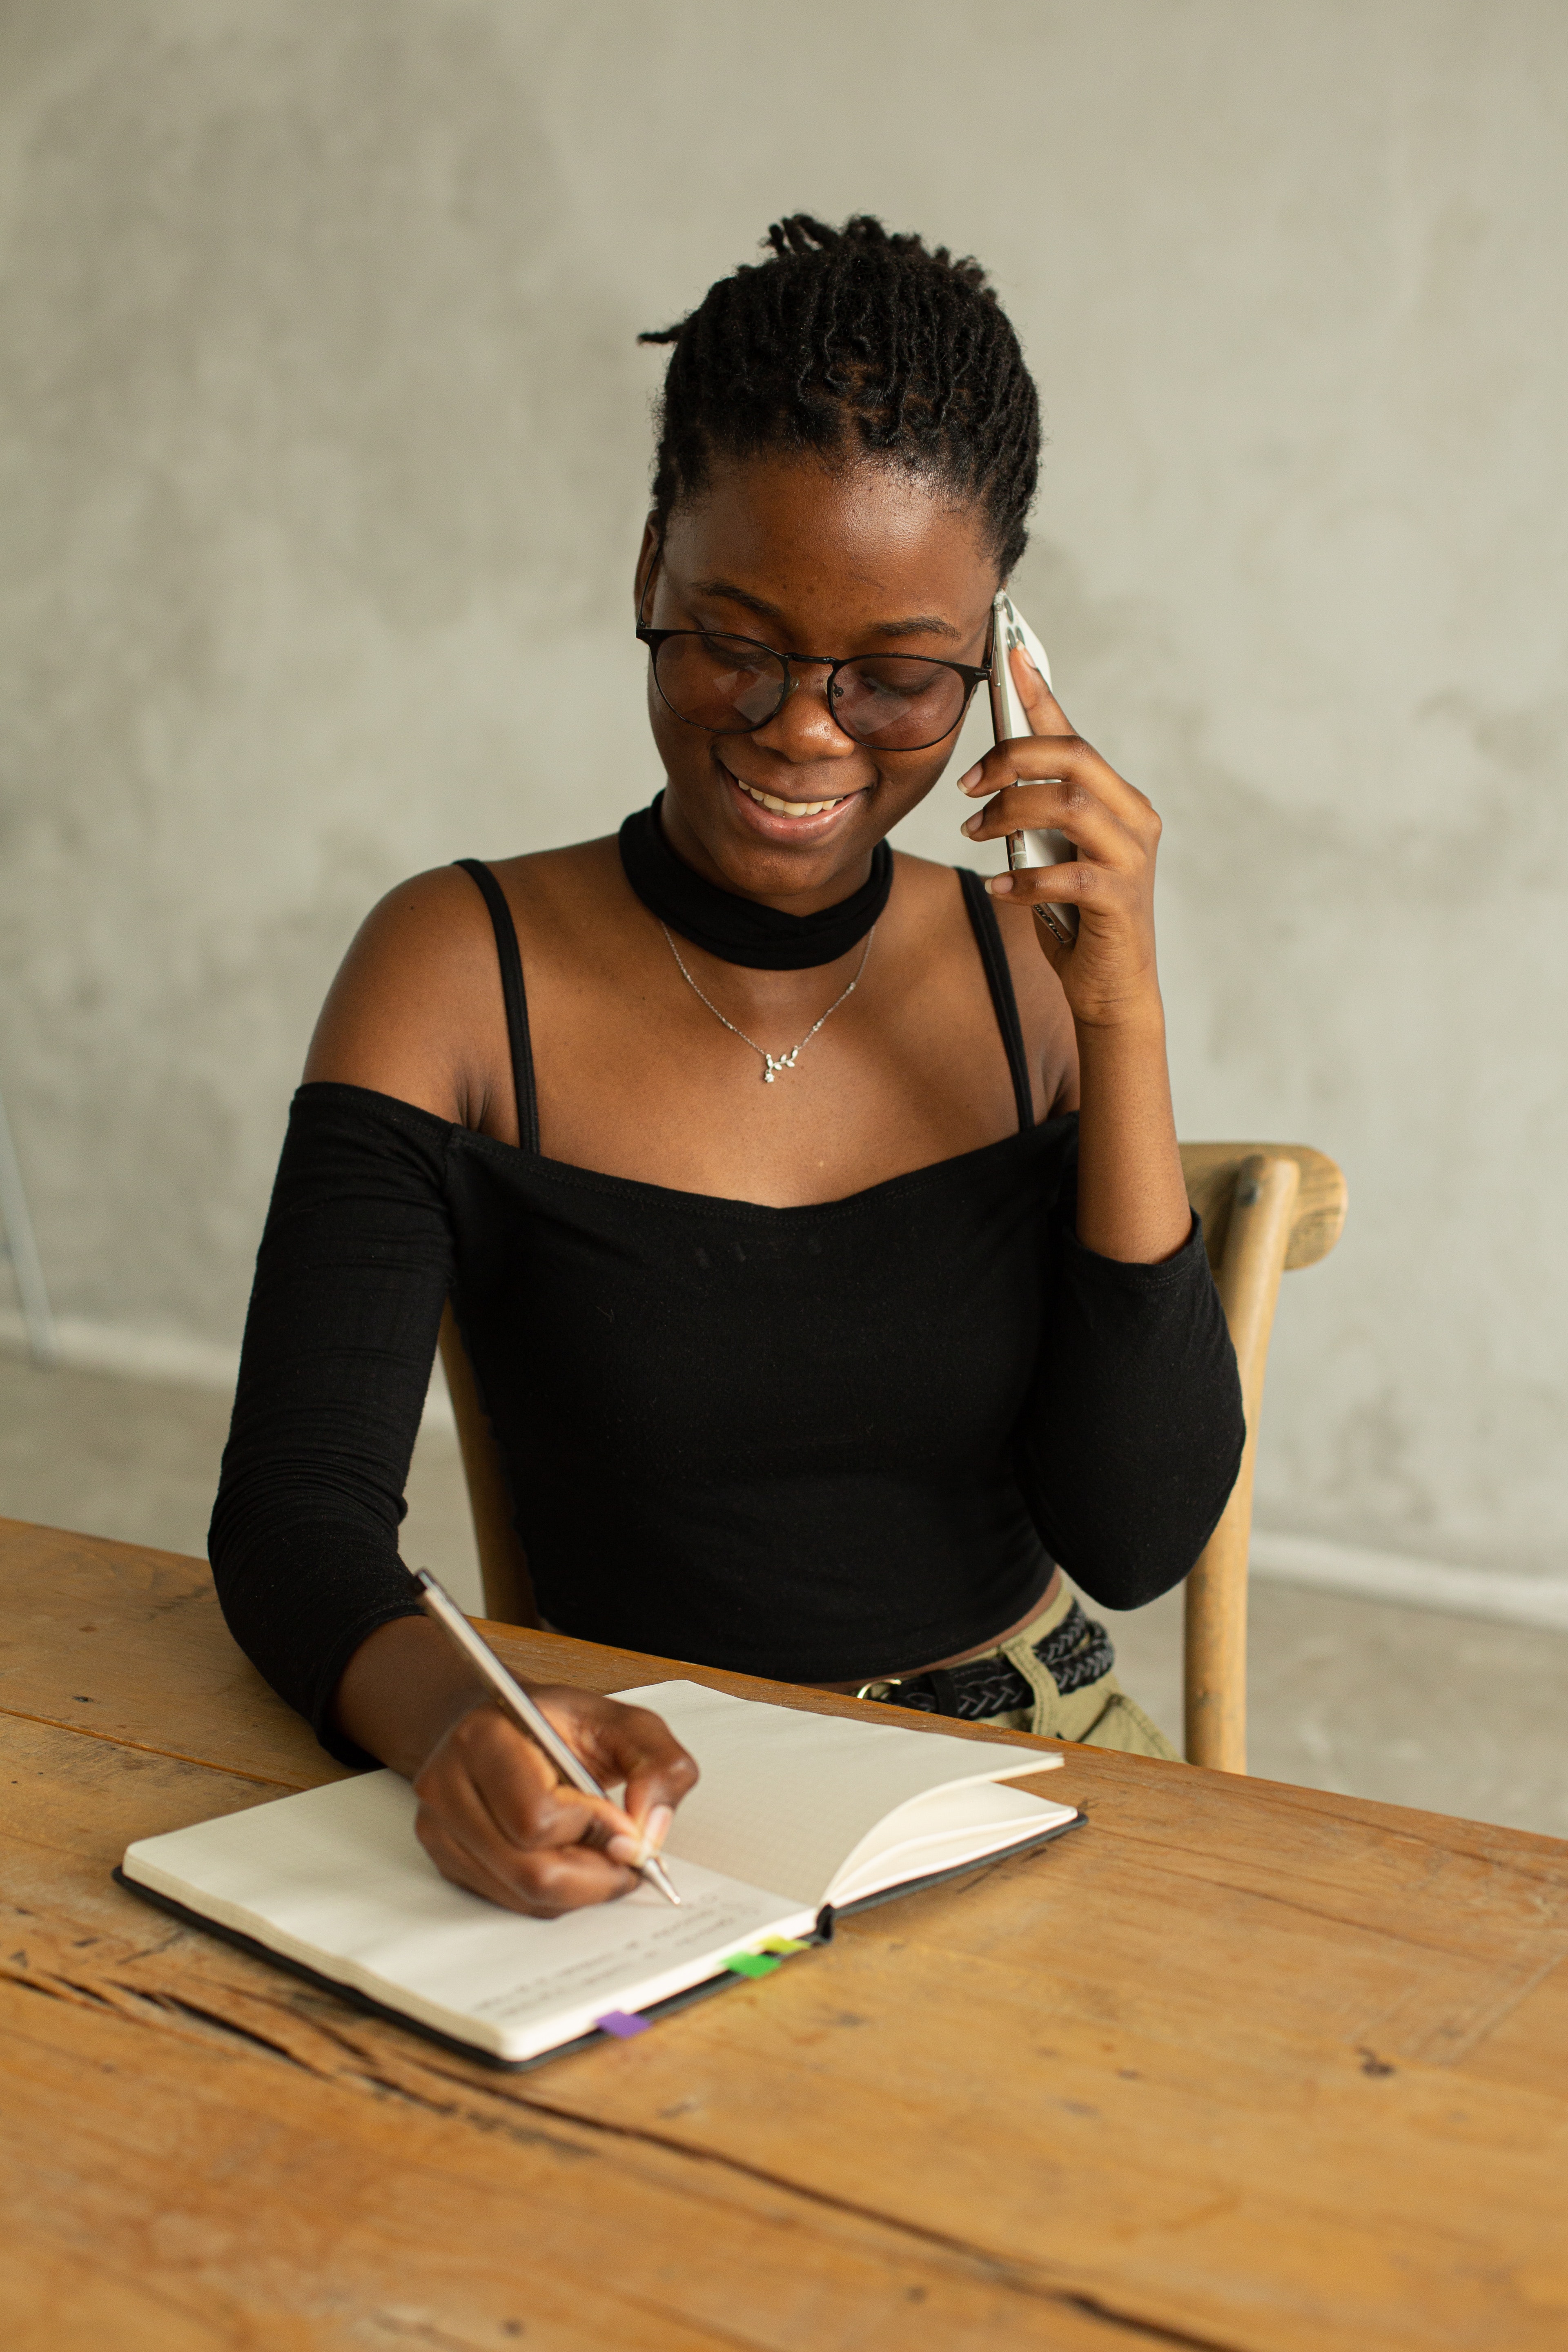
[122,1771,812,2061]
[615,1680,1062,1907]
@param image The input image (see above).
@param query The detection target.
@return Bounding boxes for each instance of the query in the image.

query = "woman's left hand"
[957,646,1164,1033]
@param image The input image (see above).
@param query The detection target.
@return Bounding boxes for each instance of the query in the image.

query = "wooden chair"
[440,1140,1346,1777]
[439,1303,539,1635]
[1178,1145,1346,1769]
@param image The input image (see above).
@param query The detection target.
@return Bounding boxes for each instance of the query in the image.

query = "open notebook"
[118,1679,1080,2066]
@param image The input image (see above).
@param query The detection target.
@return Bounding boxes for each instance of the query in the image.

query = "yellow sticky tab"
[759,1936,810,1956]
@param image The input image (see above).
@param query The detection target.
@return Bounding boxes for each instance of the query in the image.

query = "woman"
[211,216,1243,1917]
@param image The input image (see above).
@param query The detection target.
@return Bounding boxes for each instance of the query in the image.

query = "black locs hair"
[639,214,1040,576]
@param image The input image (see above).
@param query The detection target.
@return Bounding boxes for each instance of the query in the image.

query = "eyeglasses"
[637,595,992,754]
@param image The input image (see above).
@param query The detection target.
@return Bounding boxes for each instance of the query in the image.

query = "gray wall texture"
[1,0,1564,1575]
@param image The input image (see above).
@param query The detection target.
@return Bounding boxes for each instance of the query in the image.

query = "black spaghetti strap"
[957,869,1034,1134]
[454,859,540,1154]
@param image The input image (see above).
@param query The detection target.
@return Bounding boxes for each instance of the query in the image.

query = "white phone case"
[989,590,1078,946]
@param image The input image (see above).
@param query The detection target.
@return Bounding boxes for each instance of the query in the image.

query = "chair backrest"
[440,1142,1348,1773]
[1178,1144,1347,1772]
[439,1304,539,1628]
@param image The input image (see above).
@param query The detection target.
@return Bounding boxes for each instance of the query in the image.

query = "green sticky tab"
[722,1951,781,1978]
[759,1936,809,1956]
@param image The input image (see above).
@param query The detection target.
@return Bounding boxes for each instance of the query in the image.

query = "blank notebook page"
[122,1771,812,2059]
[614,1679,1062,1907]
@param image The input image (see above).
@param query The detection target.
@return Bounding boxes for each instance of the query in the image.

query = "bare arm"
[957,648,1190,1263]
[303,864,508,1128]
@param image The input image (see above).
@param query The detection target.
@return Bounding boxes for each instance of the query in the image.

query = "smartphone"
[988,588,1078,947]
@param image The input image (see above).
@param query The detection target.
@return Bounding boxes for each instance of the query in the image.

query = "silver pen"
[414,1568,681,1906]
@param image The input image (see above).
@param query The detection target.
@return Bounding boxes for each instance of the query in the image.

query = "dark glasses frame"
[636,570,994,753]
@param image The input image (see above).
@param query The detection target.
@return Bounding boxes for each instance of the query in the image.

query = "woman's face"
[635,451,1000,910]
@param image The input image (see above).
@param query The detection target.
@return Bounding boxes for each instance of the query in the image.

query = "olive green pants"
[976,1581,1178,1758]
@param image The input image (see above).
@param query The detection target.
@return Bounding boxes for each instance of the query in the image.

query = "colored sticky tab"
[760,1936,809,1956]
[597,2009,650,2038]
[722,1951,781,1978]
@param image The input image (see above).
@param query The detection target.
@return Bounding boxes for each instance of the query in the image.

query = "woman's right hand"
[333,1617,698,1915]
[412,1684,699,1916]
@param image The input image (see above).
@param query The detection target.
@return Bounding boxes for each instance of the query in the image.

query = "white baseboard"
[1250,1529,1568,1635]
[0,1308,456,1432]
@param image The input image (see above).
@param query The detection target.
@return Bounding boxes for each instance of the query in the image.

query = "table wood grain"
[2,1515,1566,2349]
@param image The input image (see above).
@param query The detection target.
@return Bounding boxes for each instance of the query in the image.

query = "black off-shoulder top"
[209,863,1243,1760]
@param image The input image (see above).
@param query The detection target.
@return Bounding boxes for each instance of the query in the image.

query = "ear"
[634,519,661,620]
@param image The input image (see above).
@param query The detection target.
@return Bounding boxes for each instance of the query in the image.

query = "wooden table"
[3,1518,1566,2349]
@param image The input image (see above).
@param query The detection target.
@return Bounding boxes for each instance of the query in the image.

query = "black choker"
[618,795,893,971]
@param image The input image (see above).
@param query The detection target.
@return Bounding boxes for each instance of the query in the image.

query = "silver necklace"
[661,922,876,1083]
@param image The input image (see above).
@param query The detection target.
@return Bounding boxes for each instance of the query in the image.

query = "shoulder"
[303,839,621,1124]
[890,849,1077,1119]
[339,838,620,963]
[472,836,626,958]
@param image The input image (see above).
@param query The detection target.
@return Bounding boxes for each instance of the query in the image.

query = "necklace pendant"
[662,917,877,1091]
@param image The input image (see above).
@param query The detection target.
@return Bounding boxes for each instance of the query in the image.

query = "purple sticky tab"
[597,2009,650,2039]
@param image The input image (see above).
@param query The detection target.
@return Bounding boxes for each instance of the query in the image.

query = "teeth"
[737,780,845,818]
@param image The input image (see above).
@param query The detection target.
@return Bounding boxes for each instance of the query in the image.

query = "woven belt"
[856,1598,1116,1722]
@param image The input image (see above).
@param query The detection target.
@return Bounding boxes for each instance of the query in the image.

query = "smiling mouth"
[731,776,855,819]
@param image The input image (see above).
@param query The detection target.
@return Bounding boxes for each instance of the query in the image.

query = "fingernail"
[960,813,982,838]
[609,1803,674,1869]
[987,873,1014,895]
[956,764,981,793]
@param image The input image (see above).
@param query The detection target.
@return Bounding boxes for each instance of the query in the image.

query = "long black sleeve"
[1015,1172,1245,1611]
[209,1088,452,1762]
[212,1084,1245,1742]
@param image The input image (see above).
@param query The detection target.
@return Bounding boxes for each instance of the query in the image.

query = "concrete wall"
[1,0,1564,1576]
